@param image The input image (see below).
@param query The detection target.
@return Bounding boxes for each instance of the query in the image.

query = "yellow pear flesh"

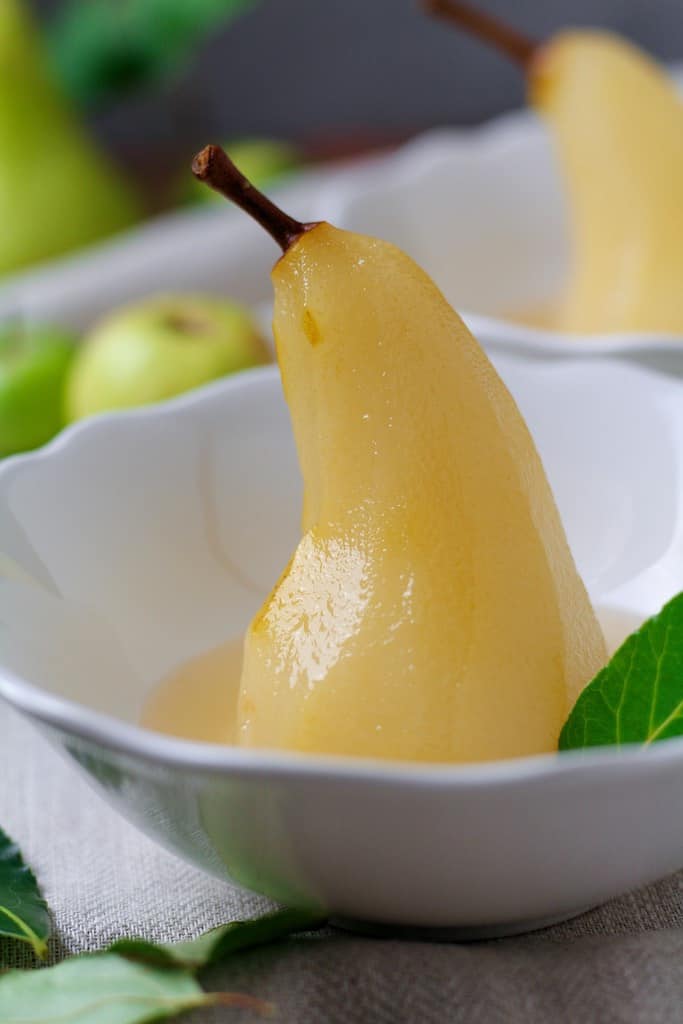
[532,31,683,334]
[237,223,605,763]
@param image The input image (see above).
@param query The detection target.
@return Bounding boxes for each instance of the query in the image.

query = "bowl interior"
[1,356,682,731]
[0,370,300,724]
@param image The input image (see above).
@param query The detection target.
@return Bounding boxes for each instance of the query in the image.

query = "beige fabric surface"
[1,698,683,1022]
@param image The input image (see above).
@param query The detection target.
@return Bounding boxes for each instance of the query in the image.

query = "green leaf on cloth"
[112,906,327,968]
[0,952,270,1023]
[0,827,50,960]
[561,592,683,751]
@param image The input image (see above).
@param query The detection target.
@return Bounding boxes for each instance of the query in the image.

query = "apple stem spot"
[424,0,537,70]
[191,145,318,253]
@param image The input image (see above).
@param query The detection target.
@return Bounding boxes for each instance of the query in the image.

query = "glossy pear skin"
[0,0,139,275]
[238,223,605,762]
[533,31,683,334]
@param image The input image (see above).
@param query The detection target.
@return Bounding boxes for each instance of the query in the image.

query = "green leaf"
[560,592,683,751]
[49,0,259,107]
[111,907,326,969]
[0,827,50,960]
[0,952,268,1023]
[0,954,207,1023]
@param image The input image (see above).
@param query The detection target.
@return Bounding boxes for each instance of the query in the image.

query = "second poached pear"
[532,31,683,334]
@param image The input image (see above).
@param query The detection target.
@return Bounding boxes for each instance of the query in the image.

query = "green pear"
[0,323,76,456]
[0,0,141,276]
[66,294,270,420]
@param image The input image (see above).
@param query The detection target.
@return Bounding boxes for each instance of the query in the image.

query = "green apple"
[184,138,301,204]
[0,323,77,456]
[66,294,270,420]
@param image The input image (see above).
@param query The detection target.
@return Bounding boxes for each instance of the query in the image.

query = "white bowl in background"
[318,68,683,374]
[1,356,683,936]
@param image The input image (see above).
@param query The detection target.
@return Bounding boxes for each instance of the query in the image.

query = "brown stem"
[424,0,537,70]
[192,144,319,252]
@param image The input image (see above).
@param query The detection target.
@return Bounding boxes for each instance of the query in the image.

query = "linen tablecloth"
[1,699,682,1023]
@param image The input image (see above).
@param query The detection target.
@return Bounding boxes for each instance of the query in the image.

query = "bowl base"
[330,906,591,942]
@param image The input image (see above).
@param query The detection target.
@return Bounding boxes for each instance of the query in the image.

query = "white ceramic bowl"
[2,356,683,936]
[319,77,683,373]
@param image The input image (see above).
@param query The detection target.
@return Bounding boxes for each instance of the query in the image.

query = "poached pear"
[427,0,683,334]
[533,32,683,334]
[193,145,606,763]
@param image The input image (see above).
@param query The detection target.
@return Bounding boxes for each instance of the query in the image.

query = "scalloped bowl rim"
[0,366,682,787]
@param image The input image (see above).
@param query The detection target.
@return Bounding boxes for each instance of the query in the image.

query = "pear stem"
[192,144,318,252]
[424,0,537,70]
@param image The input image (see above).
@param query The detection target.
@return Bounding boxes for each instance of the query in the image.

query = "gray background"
[31,0,683,168]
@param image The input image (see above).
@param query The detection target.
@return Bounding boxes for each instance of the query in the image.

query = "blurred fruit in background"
[0,0,377,455]
[0,0,141,277]
[0,0,296,282]
[66,294,270,421]
[0,322,77,456]
[0,0,295,454]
